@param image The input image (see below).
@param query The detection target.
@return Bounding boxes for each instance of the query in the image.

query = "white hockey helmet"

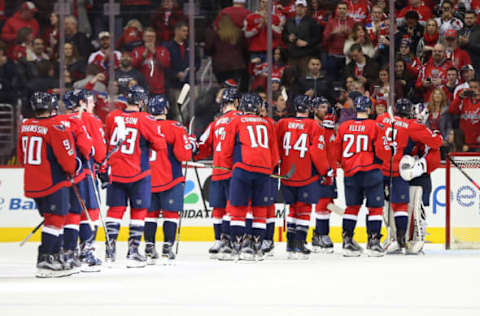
[413,103,429,125]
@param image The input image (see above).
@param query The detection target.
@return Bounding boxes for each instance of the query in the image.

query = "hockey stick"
[71,180,96,231]
[100,116,126,168]
[19,220,44,246]
[326,203,345,216]
[385,105,396,244]
[448,155,480,191]
[193,163,296,180]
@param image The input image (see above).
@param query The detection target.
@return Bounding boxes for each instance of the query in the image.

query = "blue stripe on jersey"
[139,134,150,172]
[46,143,69,185]
[167,144,182,180]
[233,133,242,165]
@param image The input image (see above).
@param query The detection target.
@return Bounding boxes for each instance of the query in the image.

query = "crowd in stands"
[0,0,479,162]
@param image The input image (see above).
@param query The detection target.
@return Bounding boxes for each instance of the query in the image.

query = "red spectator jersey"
[81,112,107,164]
[88,49,121,72]
[322,17,355,56]
[57,113,93,184]
[445,47,472,70]
[448,95,480,145]
[195,110,241,181]
[214,6,251,30]
[0,12,39,43]
[346,0,370,24]
[223,113,279,175]
[105,109,167,183]
[312,9,332,27]
[416,58,454,101]
[18,116,77,198]
[150,119,192,192]
[281,1,296,19]
[131,46,170,94]
[334,118,385,177]
[376,114,443,177]
[397,5,433,24]
[243,12,282,52]
[277,117,330,187]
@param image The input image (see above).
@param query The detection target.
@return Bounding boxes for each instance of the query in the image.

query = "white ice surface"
[1,242,480,316]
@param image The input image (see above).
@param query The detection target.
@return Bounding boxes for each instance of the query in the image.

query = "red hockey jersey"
[448,94,480,145]
[223,113,279,175]
[195,110,241,181]
[376,114,443,177]
[18,116,77,198]
[277,117,330,186]
[334,118,385,177]
[150,119,192,192]
[105,109,167,183]
[81,112,107,164]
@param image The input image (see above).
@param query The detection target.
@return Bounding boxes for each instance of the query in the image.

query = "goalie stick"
[447,155,480,191]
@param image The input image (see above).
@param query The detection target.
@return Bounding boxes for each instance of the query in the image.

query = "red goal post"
[446,152,480,249]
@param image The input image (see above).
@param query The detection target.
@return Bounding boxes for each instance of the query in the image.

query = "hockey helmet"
[127,85,148,106]
[77,89,95,103]
[310,96,330,109]
[63,90,79,110]
[220,88,240,106]
[293,95,311,113]
[30,91,53,112]
[413,102,429,124]
[354,95,372,113]
[395,98,414,117]
[51,94,59,111]
[239,93,262,113]
[148,94,170,115]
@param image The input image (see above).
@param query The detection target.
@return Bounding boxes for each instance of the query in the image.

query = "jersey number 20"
[343,134,369,158]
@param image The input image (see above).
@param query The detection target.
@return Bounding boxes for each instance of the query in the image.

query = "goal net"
[446,153,480,249]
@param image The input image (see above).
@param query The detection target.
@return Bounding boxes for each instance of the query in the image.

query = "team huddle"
[18,85,442,278]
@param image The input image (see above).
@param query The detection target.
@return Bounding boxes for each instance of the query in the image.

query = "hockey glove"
[96,164,110,189]
[188,135,198,154]
[411,157,427,179]
[320,168,334,186]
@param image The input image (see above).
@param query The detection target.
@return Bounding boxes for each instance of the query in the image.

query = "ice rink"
[1,242,480,316]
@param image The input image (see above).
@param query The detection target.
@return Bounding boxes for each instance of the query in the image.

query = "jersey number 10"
[246,125,268,149]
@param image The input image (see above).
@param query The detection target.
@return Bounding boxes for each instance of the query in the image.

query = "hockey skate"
[126,242,147,268]
[36,253,71,278]
[253,236,265,261]
[208,240,224,259]
[295,240,311,259]
[63,249,81,274]
[145,242,159,265]
[342,233,363,257]
[239,235,255,261]
[366,234,385,257]
[161,242,176,265]
[261,240,274,257]
[105,240,117,265]
[217,234,236,261]
[312,234,334,254]
[286,238,297,260]
[79,242,102,272]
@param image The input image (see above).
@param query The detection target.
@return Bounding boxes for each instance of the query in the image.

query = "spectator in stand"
[250,47,287,93]
[398,37,422,78]
[42,12,58,59]
[395,58,417,101]
[343,23,376,64]
[272,90,290,121]
[0,42,19,103]
[116,19,144,51]
[417,19,440,63]
[346,0,370,24]
[88,31,121,73]
[416,43,454,101]
[9,27,33,62]
[61,42,86,82]
[295,56,330,98]
[445,128,467,155]
[279,0,297,19]
[444,30,472,70]
[163,21,200,121]
[426,87,453,138]
[121,0,153,27]
[73,63,107,93]
[396,10,424,52]
[27,38,49,62]
[65,15,92,61]
[458,10,480,69]
[1,1,39,45]
[444,67,459,101]
[131,27,170,95]
[311,0,335,29]
[454,64,475,99]
[205,14,249,92]
[282,0,320,74]
[323,1,354,81]
[150,0,187,43]
[370,66,405,100]
[214,0,251,30]
[24,60,57,117]
[115,49,146,95]
[343,43,379,91]
[365,5,386,46]
[448,79,480,149]
[397,0,433,26]
[435,0,464,36]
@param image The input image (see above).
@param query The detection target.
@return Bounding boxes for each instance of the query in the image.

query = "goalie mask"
[413,103,429,125]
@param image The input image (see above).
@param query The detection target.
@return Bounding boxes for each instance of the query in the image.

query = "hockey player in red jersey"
[103,85,167,268]
[377,98,442,254]
[311,96,338,253]
[143,95,194,264]
[222,93,280,260]
[195,88,241,259]
[278,95,331,259]
[18,92,78,277]
[335,96,386,257]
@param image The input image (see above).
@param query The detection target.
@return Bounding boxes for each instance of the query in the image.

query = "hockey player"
[334,96,386,257]
[222,93,279,260]
[195,88,241,259]
[311,96,338,253]
[377,98,442,254]
[143,95,194,264]
[18,92,78,277]
[278,95,331,259]
[103,85,167,268]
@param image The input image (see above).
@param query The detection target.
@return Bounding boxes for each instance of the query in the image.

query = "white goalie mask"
[413,103,429,125]
[399,155,417,181]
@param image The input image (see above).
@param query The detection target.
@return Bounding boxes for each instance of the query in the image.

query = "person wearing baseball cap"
[0,1,39,43]
[444,29,472,70]
[454,64,476,98]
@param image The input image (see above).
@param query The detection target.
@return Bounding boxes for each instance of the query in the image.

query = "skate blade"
[312,246,334,254]
[255,255,265,262]
[366,249,385,257]
[160,257,176,266]
[81,264,102,272]
[287,252,297,260]
[297,253,310,260]
[209,253,219,260]
[239,253,255,261]
[126,260,146,268]
[36,268,72,278]
[217,253,235,261]
[146,258,158,265]
[342,249,362,257]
